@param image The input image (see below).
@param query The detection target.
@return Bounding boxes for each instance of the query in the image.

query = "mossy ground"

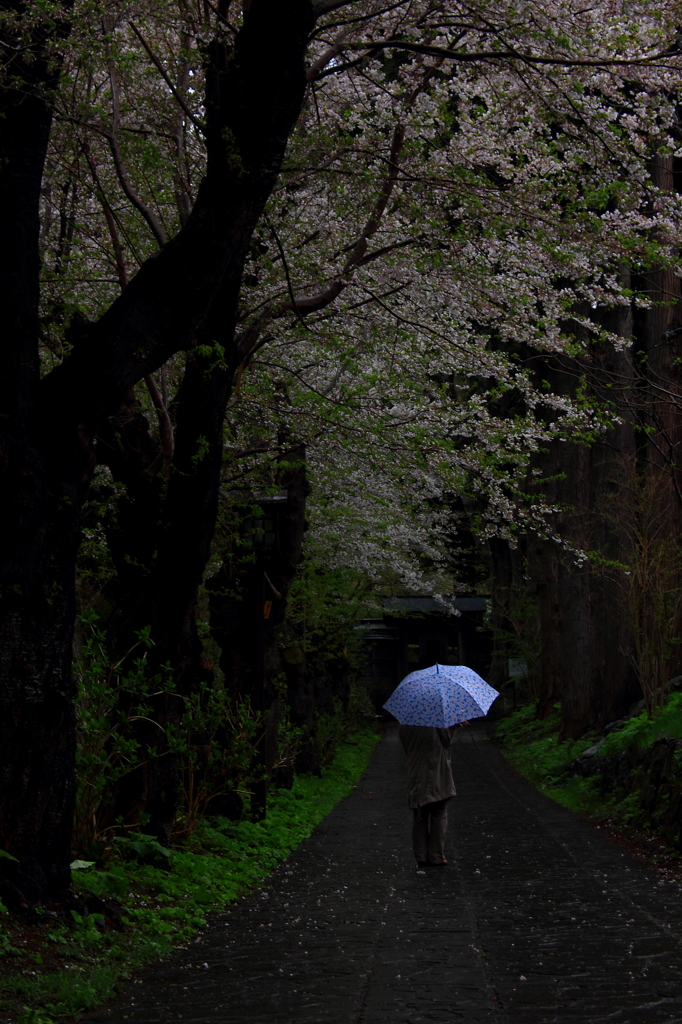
[0,727,380,1024]
[493,703,600,811]
[495,697,682,816]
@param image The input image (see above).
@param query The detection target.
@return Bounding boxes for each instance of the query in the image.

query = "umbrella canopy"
[383,663,499,728]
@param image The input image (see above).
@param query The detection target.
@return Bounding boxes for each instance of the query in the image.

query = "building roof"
[382,596,487,614]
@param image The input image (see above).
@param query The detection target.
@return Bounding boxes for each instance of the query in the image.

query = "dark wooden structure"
[358,596,492,712]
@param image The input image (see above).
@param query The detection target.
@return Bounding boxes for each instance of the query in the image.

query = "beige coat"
[399,725,456,809]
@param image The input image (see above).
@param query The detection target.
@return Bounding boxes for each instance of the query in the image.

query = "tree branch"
[235,112,412,361]
[306,26,353,81]
[41,0,314,435]
[83,138,175,470]
[171,30,194,227]
[104,20,168,248]
[81,141,129,290]
[144,372,175,467]
[350,37,682,69]
[129,22,206,138]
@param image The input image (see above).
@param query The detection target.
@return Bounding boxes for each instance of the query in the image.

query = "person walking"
[399,723,457,867]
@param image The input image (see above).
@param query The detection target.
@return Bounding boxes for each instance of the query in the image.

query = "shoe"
[417,861,429,867]
[428,859,448,867]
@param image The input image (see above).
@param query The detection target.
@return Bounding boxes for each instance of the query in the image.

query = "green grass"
[597,692,682,756]
[494,703,615,815]
[0,726,380,1024]
[494,697,682,822]
[494,704,593,783]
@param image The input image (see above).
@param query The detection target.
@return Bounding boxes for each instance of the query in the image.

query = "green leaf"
[114,833,172,871]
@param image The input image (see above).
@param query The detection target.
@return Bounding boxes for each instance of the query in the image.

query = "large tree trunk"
[208,444,310,784]
[486,536,535,700]
[640,155,682,523]
[615,154,682,706]
[530,313,639,738]
[92,1,317,834]
[101,353,234,839]
[0,5,76,904]
[95,390,167,630]
[208,444,308,700]
[1,0,315,897]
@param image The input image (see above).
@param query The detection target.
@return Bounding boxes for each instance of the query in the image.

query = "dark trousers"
[412,798,449,864]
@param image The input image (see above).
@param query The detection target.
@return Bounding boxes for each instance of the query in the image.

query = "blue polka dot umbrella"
[383,664,499,727]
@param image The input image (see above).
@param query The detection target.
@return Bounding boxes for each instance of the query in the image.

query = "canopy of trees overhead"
[2,0,682,903]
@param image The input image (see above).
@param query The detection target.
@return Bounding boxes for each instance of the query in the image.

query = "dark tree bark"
[527,207,682,736]
[0,0,316,899]
[101,352,233,839]
[486,536,528,695]
[208,445,308,697]
[208,444,310,779]
[0,2,77,904]
[639,154,682,522]
[96,391,167,626]
[529,327,639,738]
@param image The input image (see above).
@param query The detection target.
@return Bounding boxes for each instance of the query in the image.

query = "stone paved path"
[88,724,682,1024]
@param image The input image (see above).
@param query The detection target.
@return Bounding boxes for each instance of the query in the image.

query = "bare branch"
[311,0,408,35]
[103,25,168,248]
[144,372,175,467]
[235,63,435,367]
[264,214,311,330]
[343,124,405,271]
[355,235,424,267]
[129,22,206,138]
[171,29,194,227]
[350,37,682,69]
[83,129,175,469]
[307,26,353,80]
[81,141,129,290]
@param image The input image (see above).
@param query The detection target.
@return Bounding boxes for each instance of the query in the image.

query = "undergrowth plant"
[74,613,294,846]
[494,703,594,790]
[76,615,261,845]
[495,695,682,823]
[596,693,682,757]
[284,553,376,668]
[0,728,380,1024]
[173,694,260,837]
[73,613,170,851]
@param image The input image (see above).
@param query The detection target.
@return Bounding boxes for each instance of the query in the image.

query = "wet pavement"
[87,724,682,1023]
